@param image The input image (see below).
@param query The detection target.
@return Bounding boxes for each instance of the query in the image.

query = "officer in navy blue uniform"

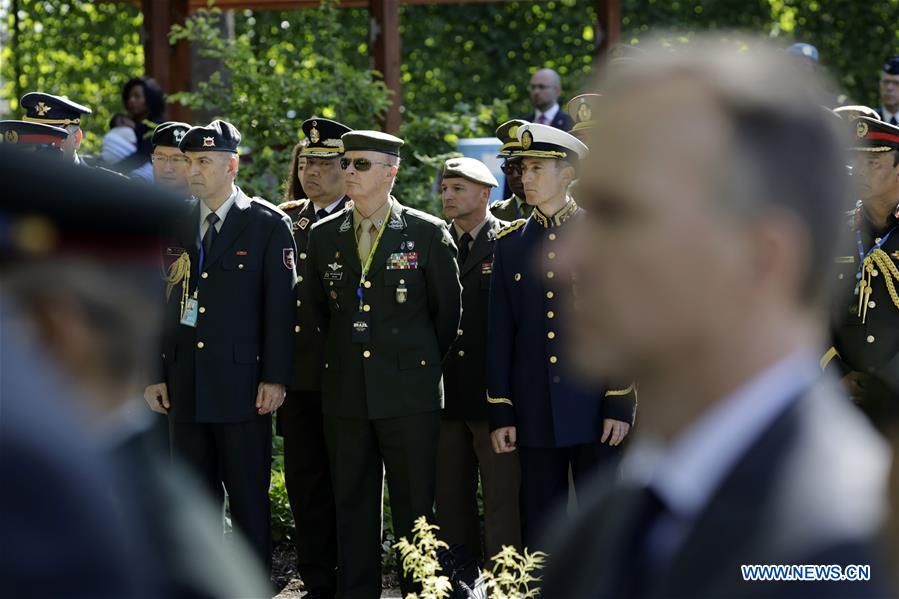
[20,92,92,165]
[143,120,297,572]
[276,117,352,599]
[487,123,636,549]
[0,120,69,155]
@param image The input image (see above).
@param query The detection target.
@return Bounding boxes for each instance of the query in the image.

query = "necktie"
[536,113,548,125]
[457,232,472,265]
[358,218,374,261]
[202,212,220,255]
[315,208,329,221]
[891,116,898,126]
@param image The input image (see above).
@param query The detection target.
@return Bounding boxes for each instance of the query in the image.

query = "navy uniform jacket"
[156,189,297,423]
[442,214,508,421]
[824,208,899,419]
[486,201,636,448]
[278,196,348,392]
[305,198,462,419]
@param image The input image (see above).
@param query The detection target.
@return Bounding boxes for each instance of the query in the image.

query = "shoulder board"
[495,219,526,240]
[402,205,446,227]
[277,199,307,212]
[249,196,289,218]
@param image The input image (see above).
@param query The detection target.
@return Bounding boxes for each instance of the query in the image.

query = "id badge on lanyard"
[181,240,205,328]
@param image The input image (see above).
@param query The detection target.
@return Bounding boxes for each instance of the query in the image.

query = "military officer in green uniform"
[825,116,899,429]
[277,117,352,599]
[305,130,462,599]
[490,119,533,221]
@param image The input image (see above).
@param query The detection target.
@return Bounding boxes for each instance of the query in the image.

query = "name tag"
[324,271,344,281]
[180,296,199,327]
[834,256,855,264]
[387,251,419,270]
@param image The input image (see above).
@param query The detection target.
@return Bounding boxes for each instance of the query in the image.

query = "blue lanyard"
[855,225,898,279]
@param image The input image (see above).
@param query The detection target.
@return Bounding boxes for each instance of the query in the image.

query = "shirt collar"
[623,351,820,520]
[313,195,346,215]
[882,107,897,122]
[453,215,489,241]
[199,185,238,225]
[533,196,578,228]
[354,197,392,231]
[535,103,560,124]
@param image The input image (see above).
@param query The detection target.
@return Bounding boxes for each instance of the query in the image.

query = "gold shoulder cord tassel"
[858,249,899,323]
[165,253,191,317]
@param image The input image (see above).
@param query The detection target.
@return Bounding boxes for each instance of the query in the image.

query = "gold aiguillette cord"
[165,252,191,318]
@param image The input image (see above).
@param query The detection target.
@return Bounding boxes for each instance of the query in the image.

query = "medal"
[396,283,408,304]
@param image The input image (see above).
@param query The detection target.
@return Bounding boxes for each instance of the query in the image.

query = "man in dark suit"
[305,130,462,598]
[541,37,895,597]
[277,117,352,599]
[876,56,899,125]
[143,119,297,571]
[438,157,522,564]
[521,68,575,131]
[487,123,636,550]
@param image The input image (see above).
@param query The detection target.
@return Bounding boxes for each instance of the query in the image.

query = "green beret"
[341,130,404,157]
[442,157,498,187]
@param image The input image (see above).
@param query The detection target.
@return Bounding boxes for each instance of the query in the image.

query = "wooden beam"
[142,0,192,122]
[105,0,517,10]
[370,0,401,132]
[595,0,620,59]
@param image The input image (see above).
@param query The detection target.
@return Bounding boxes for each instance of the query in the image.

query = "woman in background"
[285,141,308,201]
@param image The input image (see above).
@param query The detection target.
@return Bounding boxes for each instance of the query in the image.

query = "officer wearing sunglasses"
[490,119,534,222]
[304,130,462,599]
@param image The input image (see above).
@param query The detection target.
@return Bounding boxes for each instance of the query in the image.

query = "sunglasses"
[340,157,393,171]
[501,162,522,175]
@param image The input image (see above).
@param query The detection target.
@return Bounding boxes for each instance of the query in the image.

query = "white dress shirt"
[533,103,560,126]
[312,196,345,216]
[199,185,237,239]
[881,107,898,125]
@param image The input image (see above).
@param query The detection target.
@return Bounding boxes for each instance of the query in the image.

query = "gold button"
[549,355,558,364]
[458,350,465,357]
[197,341,205,349]
[546,291,554,299]
[548,233,557,241]
[872,270,879,277]
[548,252,556,260]
[868,300,876,309]
[875,237,882,243]
[297,275,304,283]
[867,335,875,343]
[547,331,555,339]
[547,311,555,319]
[300,252,307,260]
[363,350,371,358]
[546,271,554,279]
[837,273,844,280]
[325,363,329,369]
[420,360,427,366]
[514,273,521,281]
[364,280,372,289]
[457,328,464,336]
[199,306,206,314]
[296,300,301,307]
[399,279,405,284]
[201,272,209,279]
[238,264,244,270]
[294,325,301,333]
[363,304,371,312]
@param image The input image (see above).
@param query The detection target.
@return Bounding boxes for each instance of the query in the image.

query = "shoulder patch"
[495,219,526,240]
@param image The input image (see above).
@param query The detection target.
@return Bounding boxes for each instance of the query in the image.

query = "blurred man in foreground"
[0,145,269,597]
[542,37,894,597]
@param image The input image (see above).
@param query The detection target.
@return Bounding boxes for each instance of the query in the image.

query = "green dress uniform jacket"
[825,208,899,422]
[490,194,533,222]
[305,197,462,419]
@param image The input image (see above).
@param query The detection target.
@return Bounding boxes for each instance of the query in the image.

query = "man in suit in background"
[438,157,522,564]
[521,68,574,131]
[277,117,352,599]
[876,56,899,125]
[542,36,894,597]
[144,119,297,572]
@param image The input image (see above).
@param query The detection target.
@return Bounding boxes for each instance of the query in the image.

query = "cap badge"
[203,136,215,148]
[509,125,519,138]
[521,130,533,150]
[310,127,320,144]
[577,101,592,123]
[4,130,18,143]
[173,129,186,143]
[857,121,869,139]
[35,102,51,116]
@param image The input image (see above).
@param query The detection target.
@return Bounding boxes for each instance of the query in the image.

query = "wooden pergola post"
[370,0,402,133]
[595,0,621,59]
[142,0,191,122]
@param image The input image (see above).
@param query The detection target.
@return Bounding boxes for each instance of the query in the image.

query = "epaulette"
[277,199,306,212]
[495,219,526,240]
